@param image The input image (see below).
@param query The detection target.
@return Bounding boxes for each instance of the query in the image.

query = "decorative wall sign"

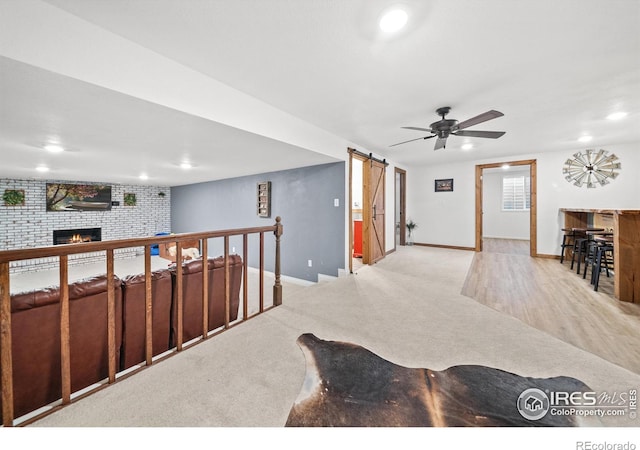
[257,181,271,217]
[562,149,621,188]
[435,178,454,192]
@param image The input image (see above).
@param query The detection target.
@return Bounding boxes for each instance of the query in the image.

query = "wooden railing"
[0,217,283,426]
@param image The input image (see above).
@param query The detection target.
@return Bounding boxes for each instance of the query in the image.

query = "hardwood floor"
[462,238,640,375]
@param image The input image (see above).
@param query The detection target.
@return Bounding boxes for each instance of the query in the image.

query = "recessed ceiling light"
[36,165,49,172]
[379,9,408,32]
[180,162,192,169]
[578,135,593,143]
[461,143,474,150]
[44,144,64,153]
[139,173,148,180]
[607,111,627,121]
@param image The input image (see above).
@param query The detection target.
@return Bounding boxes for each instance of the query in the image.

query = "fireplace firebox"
[53,228,102,245]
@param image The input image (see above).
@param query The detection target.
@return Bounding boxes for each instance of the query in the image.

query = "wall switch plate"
[308,259,313,267]
[334,198,339,207]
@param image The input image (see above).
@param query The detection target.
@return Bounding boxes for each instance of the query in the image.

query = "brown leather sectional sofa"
[171,255,243,344]
[2,255,243,421]
[120,269,173,370]
[2,274,123,419]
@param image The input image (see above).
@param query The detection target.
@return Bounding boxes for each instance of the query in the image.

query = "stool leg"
[570,240,578,270]
[593,247,603,291]
[576,240,586,275]
[602,247,612,278]
[560,235,568,264]
[590,246,598,284]
[583,242,598,280]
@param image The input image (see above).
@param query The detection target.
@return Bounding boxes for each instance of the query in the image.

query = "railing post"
[106,249,116,383]
[175,241,183,351]
[242,234,248,320]
[59,255,71,405]
[144,245,153,366]
[201,238,209,339]
[273,216,283,306]
[259,232,264,313]
[1,261,14,426]
[224,235,230,328]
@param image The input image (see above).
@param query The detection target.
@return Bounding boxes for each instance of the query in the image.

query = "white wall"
[407,161,477,248]
[407,143,640,255]
[352,159,363,211]
[482,168,530,240]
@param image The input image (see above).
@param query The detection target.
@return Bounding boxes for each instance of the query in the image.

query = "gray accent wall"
[170,162,345,282]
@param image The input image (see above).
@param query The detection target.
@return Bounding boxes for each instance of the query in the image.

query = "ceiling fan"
[390,107,505,150]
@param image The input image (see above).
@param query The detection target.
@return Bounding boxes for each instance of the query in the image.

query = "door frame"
[395,167,407,248]
[475,159,537,256]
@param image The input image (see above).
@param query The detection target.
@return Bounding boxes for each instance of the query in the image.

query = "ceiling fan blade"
[389,135,436,147]
[452,130,506,139]
[455,110,504,130]
[434,137,447,150]
[401,126,433,132]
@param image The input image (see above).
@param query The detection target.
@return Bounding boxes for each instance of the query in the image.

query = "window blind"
[502,175,530,211]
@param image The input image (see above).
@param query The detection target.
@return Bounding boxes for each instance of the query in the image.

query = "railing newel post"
[273,216,283,306]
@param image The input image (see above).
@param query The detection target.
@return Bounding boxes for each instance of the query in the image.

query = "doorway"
[348,148,388,273]
[475,159,537,256]
[395,168,406,248]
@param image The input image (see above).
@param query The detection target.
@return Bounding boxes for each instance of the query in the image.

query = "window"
[502,175,530,211]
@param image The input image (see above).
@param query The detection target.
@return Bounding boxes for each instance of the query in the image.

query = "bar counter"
[561,208,640,303]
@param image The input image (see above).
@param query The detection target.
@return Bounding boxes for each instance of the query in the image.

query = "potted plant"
[124,193,137,206]
[406,219,417,245]
[3,189,25,206]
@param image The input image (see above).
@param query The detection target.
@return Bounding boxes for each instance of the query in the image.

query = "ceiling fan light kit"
[562,149,621,188]
[391,106,506,150]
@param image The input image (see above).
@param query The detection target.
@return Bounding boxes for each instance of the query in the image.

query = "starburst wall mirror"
[562,149,621,188]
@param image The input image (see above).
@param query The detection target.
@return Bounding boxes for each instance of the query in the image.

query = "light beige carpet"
[23,246,639,431]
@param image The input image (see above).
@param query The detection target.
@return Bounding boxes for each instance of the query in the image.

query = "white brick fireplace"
[0,179,171,273]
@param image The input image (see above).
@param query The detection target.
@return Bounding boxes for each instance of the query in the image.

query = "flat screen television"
[46,183,112,211]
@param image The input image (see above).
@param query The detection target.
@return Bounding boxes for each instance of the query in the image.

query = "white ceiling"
[1,0,639,186]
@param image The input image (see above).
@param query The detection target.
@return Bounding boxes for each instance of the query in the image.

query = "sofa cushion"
[120,269,173,370]
[170,255,243,345]
[2,274,122,419]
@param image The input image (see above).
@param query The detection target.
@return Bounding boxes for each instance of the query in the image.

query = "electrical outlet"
[232,247,236,253]
[308,259,313,267]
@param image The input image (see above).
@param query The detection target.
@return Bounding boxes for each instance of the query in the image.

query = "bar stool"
[592,238,614,292]
[571,228,604,273]
[560,228,577,264]
[582,231,613,281]
[582,239,599,280]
